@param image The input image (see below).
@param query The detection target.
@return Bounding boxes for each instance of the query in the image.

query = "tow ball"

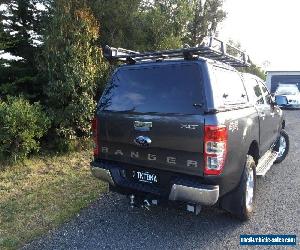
[129,194,135,208]
[128,195,158,210]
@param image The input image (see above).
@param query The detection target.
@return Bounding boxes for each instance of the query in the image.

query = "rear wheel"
[274,130,289,164]
[235,155,256,221]
[220,155,256,221]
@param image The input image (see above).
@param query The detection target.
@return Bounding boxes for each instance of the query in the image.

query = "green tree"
[0,14,10,51]
[92,0,226,51]
[137,0,191,50]
[185,0,226,46]
[43,0,103,139]
[240,63,266,80]
[92,0,143,49]
[228,39,266,80]
[92,0,191,51]
[0,0,48,101]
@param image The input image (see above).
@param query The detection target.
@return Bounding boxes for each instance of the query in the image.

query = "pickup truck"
[90,39,289,220]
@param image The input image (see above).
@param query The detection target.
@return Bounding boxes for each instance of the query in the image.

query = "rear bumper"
[91,167,115,186]
[91,161,219,206]
[169,184,219,206]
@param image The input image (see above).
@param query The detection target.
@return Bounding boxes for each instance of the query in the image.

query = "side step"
[256,150,278,176]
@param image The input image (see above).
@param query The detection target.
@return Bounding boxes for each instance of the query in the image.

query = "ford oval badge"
[134,136,152,147]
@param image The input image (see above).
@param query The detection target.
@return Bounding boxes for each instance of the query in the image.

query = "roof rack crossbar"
[103,37,250,67]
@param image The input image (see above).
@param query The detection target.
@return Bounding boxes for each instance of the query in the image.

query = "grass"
[0,150,107,249]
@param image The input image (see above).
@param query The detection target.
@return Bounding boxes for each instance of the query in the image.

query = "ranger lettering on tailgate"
[101,146,198,168]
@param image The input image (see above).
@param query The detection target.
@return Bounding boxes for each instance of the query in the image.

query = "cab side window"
[244,77,264,105]
[212,66,248,106]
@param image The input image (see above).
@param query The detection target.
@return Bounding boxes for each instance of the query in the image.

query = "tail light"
[92,117,99,157]
[204,125,228,175]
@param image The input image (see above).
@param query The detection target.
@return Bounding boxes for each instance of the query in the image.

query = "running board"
[256,150,278,176]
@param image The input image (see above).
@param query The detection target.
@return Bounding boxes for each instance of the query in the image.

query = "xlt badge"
[181,124,199,130]
[134,121,152,131]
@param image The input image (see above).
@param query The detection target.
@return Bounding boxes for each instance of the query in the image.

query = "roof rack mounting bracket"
[183,51,198,60]
[126,57,136,64]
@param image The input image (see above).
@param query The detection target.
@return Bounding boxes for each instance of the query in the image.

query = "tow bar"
[128,194,158,210]
[187,204,202,215]
[128,194,201,215]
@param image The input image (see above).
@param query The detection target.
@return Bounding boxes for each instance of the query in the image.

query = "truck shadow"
[24,192,251,250]
[86,191,265,248]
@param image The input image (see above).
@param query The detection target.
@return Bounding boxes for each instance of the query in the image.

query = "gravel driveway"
[24,110,300,250]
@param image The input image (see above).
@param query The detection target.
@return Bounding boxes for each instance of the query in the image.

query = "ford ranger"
[90,38,289,220]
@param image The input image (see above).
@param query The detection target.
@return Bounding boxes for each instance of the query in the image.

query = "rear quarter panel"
[205,107,259,196]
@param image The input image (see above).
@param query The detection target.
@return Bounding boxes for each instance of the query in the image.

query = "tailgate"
[97,112,205,176]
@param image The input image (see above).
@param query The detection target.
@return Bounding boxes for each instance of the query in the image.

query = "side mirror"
[274,95,288,106]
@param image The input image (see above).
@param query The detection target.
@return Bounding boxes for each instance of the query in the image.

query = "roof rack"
[103,37,251,67]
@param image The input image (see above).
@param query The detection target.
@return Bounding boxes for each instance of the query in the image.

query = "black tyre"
[220,155,256,221]
[274,130,289,164]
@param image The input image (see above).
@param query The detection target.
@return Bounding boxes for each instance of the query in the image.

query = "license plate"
[131,170,159,184]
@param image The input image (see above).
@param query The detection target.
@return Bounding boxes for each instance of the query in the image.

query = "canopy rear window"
[99,63,203,114]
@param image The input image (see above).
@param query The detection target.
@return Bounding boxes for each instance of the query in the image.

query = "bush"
[0,97,50,162]
[43,1,103,140]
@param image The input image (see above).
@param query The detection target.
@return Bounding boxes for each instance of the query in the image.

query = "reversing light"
[204,125,228,175]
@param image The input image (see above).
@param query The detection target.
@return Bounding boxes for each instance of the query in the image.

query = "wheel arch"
[247,140,259,165]
[282,119,286,129]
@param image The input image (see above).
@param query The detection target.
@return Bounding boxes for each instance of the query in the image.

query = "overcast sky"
[220,0,300,71]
